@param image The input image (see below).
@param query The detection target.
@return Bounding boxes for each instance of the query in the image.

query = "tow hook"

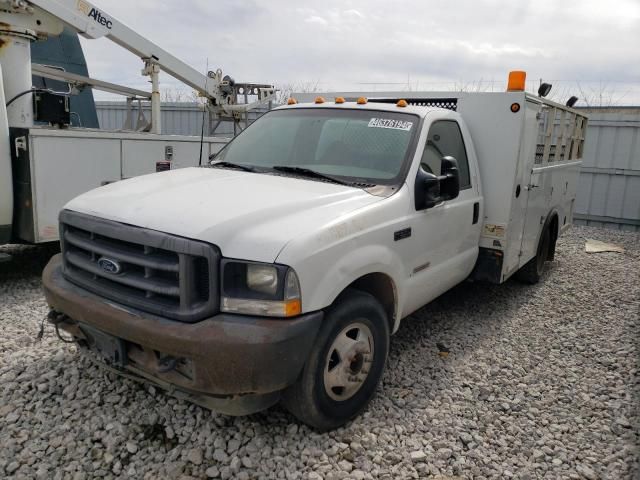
[157,356,179,373]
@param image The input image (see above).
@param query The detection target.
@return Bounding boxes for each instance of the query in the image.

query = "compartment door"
[519,165,550,266]
[503,102,541,275]
[30,134,120,242]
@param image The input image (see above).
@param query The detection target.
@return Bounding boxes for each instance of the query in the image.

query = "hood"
[65,167,382,262]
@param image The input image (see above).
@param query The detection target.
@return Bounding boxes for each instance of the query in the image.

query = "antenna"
[198,58,209,167]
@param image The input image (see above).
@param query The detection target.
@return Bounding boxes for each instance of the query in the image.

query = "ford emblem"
[98,257,122,274]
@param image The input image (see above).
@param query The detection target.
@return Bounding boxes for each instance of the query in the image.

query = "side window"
[421,120,471,189]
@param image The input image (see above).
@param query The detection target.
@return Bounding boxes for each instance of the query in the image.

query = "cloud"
[304,15,328,26]
[79,0,640,104]
[344,9,364,19]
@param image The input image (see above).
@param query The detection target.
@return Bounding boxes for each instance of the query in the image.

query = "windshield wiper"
[209,161,256,172]
[272,165,355,186]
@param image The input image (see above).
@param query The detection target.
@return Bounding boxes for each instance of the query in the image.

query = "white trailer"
[0,0,273,247]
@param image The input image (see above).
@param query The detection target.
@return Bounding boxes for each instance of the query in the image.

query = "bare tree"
[161,88,202,104]
[539,80,632,108]
[275,80,322,104]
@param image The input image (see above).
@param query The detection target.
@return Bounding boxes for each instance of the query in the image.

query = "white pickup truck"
[43,77,588,430]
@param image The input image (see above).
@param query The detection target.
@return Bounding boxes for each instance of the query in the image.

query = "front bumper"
[42,254,323,415]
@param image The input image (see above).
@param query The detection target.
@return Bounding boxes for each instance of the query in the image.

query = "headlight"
[246,264,278,295]
[220,260,301,317]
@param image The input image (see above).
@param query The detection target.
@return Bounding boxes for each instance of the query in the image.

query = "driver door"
[401,118,482,315]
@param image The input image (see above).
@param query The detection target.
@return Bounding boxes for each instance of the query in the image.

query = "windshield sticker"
[368,118,413,131]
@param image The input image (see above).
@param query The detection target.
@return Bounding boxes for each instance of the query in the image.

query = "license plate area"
[79,324,128,367]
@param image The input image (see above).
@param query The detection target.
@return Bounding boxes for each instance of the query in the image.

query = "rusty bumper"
[42,254,323,414]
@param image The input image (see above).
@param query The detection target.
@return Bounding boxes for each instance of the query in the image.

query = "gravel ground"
[1,226,638,480]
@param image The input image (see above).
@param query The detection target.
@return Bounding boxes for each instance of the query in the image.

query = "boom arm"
[27,0,219,99]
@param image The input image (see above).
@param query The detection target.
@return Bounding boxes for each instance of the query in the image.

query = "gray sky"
[81,0,640,105]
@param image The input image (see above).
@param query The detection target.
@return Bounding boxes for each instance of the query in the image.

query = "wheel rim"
[323,322,375,401]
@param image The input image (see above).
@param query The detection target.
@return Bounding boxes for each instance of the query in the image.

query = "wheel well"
[347,273,396,332]
[549,213,559,241]
[547,213,559,260]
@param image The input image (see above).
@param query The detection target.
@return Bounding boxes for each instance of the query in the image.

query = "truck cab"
[43,90,586,430]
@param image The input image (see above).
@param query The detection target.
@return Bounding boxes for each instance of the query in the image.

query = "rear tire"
[516,226,551,284]
[281,289,390,431]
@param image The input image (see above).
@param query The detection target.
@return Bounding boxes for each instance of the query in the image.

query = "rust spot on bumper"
[43,254,323,400]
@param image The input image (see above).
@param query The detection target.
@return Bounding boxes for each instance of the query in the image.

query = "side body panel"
[0,67,13,242]
[519,161,581,264]
[518,101,586,268]
[453,93,526,279]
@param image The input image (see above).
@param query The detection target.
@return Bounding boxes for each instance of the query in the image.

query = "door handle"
[473,202,480,224]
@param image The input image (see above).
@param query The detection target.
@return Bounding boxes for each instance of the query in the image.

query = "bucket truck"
[0,0,275,247]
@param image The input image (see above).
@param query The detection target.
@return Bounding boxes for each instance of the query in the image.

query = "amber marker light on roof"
[357,97,368,105]
[287,98,297,105]
[507,71,526,92]
[335,97,345,104]
[315,96,325,104]
[397,99,408,107]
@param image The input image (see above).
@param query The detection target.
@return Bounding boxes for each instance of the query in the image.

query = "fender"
[541,208,560,260]
[538,208,559,258]
[275,189,412,330]
[302,244,406,330]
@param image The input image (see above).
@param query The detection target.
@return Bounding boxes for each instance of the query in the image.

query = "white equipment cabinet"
[12,128,228,243]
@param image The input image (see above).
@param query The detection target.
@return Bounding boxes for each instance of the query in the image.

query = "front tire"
[281,289,390,431]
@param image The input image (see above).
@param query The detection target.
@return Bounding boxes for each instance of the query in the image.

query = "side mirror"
[414,156,460,210]
[440,156,460,201]
[415,168,441,210]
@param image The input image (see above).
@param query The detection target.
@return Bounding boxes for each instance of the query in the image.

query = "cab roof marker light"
[287,97,298,105]
[315,96,325,104]
[507,71,526,92]
[357,97,368,105]
[335,96,345,104]
[397,99,408,107]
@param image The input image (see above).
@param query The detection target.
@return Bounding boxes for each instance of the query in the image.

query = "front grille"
[60,210,219,323]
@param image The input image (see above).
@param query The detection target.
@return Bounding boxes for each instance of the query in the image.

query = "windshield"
[213,108,420,185]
